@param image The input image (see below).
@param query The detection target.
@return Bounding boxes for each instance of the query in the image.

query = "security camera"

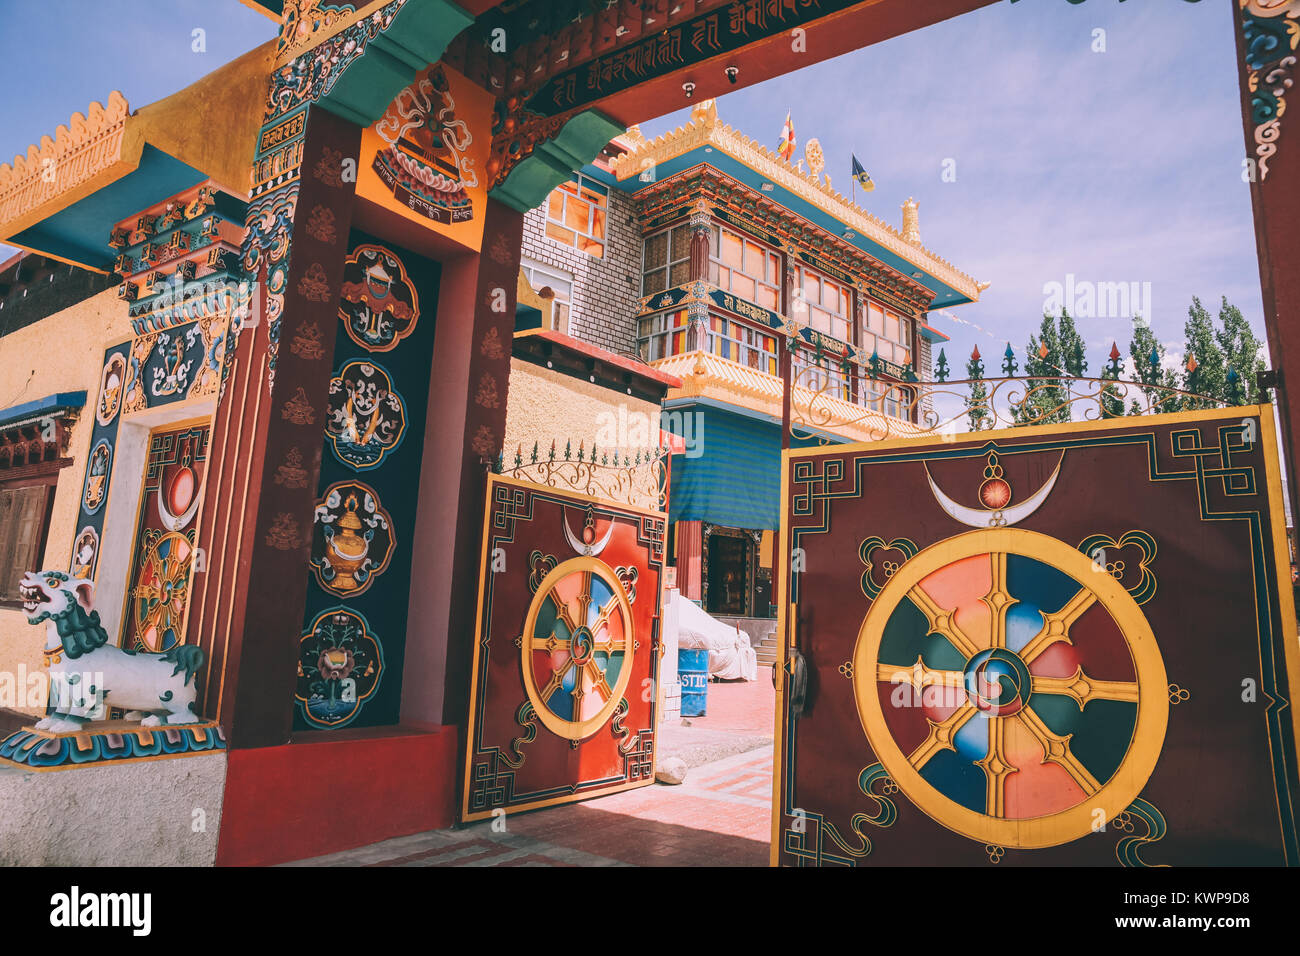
[682,81,696,99]
[725,65,738,84]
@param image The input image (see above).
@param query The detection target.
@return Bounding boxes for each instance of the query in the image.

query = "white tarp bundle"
[675,594,758,682]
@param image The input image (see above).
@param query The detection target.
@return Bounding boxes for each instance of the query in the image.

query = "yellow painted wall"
[0,287,130,714]
[503,358,664,510]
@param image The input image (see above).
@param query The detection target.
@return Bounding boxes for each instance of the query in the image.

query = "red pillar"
[676,519,703,601]
[1234,6,1300,529]
[189,106,361,747]
[401,198,524,728]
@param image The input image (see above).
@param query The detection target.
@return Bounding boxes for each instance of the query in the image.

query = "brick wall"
[521,186,643,357]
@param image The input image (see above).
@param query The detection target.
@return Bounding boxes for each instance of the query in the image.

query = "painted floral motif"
[282,386,317,425]
[82,441,112,515]
[96,353,127,426]
[310,481,395,597]
[149,327,200,398]
[70,527,99,580]
[338,244,419,352]
[325,360,407,470]
[296,607,384,728]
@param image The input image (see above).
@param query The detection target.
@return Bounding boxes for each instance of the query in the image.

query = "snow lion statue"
[18,570,206,732]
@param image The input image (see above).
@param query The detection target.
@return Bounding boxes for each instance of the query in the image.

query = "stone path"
[286,675,777,867]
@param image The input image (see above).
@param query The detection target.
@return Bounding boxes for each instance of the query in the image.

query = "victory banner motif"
[462,476,667,821]
[774,406,1300,865]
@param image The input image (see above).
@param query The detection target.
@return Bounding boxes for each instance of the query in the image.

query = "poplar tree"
[1018,310,1084,424]
[1128,317,1179,415]
[1215,296,1265,404]
[1182,296,1226,408]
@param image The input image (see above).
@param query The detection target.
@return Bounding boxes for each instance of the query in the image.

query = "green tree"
[1017,310,1084,424]
[1215,296,1265,404]
[1128,316,1179,415]
[1182,296,1226,407]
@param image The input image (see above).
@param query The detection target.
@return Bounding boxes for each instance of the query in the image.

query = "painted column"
[676,519,703,601]
[189,106,362,748]
[688,198,711,280]
[1235,4,1300,529]
[401,198,524,728]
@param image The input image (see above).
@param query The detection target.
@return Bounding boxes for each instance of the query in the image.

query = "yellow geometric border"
[852,528,1168,849]
[520,556,635,741]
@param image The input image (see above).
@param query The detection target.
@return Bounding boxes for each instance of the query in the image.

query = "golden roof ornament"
[902,197,921,245]
[804,138,825,181]
[690,99,718,126]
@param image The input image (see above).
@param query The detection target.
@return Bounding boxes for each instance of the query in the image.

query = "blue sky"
[1,1,1263,376]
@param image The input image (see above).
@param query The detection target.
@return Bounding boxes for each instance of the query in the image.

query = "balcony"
[650,350,926,445]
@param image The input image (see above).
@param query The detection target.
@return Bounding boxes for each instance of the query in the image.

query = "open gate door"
[462,474,666,821]
[773,405,1300,865]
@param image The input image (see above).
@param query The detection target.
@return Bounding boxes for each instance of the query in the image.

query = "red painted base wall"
[215,725,460,866]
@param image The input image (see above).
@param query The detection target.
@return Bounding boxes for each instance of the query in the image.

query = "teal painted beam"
[317,0,474,127]
[489,109,624,214]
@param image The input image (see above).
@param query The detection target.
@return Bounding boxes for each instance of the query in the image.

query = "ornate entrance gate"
[462,474,667,821]
[773,405,1300,865]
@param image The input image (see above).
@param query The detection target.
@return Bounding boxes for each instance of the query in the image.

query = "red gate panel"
[461,475,666,821]
[773,405,1300,865]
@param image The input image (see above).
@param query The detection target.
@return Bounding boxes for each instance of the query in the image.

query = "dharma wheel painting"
[776,406,1300,866]
[124,424,209,652]
[522,557,635,740]
[463,477,665,821]
[854,531,1166,850]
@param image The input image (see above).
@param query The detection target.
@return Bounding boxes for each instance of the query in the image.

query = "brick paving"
[289,680,778,867]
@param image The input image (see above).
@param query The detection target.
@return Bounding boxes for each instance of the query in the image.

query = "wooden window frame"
[0,467,63,609]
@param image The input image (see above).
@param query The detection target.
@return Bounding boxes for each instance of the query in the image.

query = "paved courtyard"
[289,674,776,867]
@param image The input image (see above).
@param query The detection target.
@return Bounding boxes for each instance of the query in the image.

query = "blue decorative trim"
[0,722,226,770]
[0,392,86,429]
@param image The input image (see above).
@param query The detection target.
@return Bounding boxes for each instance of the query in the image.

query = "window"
[0,477,55,607]
[707,315,778,375]
[859,380,916,420]
[642,225,692,296]
[544,174,608,257]
[794,351,852,402]
[861,299,913,368]
[793,264,851,343]
[709,225,781,311]
[521,259,573,334]
[637,309,690,362]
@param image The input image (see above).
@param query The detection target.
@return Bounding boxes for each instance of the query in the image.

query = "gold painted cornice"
[652,349,924,444]
[610,101,985,303]
[0,92,135,246]
[0,41,273,261]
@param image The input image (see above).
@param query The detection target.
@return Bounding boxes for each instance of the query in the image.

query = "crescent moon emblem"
[157,469,203,532]
[925,453,1064,528]
[563,508,616,556]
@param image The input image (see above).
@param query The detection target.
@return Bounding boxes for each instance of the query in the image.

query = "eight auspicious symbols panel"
[122,424,210,653]
[776,405,1300,866]
[293,231,440,731]
[462,476,665,822]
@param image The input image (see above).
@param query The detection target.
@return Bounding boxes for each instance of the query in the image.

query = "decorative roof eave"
[0,41,273,266]
[0,93,138,251]
[652,350,924,444]
[609,102,987,303]
[514,328,684,394]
